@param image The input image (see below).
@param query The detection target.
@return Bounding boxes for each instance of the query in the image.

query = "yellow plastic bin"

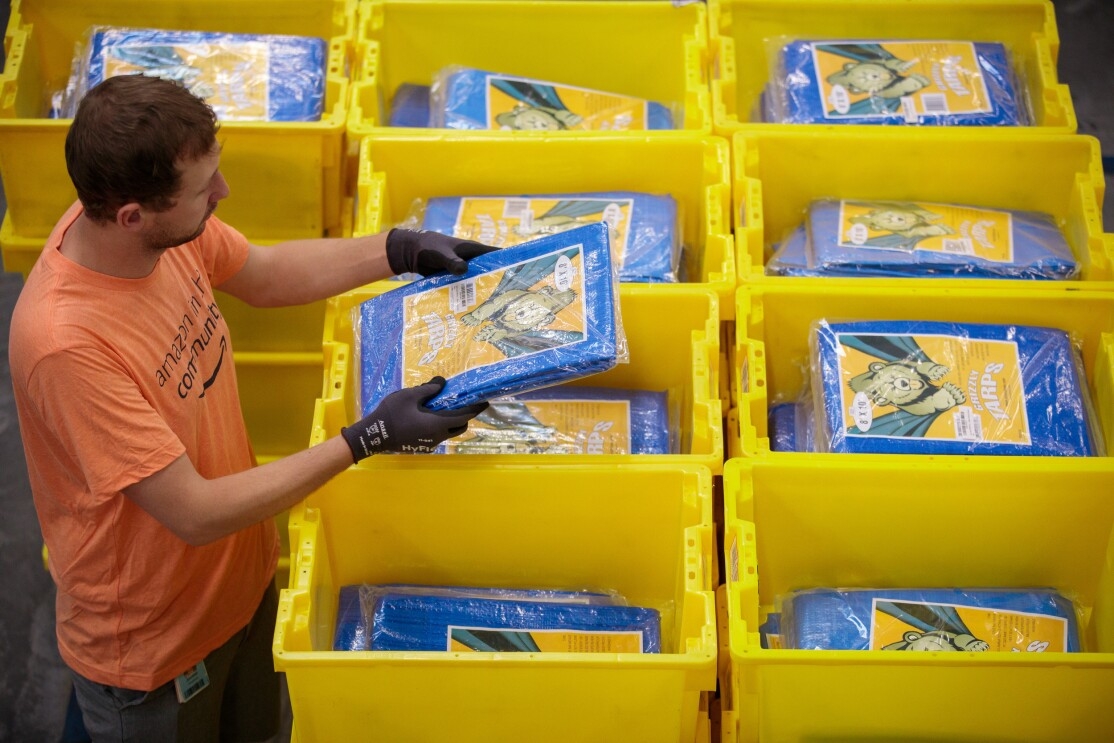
[354,134,736,313]
[347,0,711,137]
[732,129,1111,284]
[274,463,718,743]
[314,284,725,472]
[255,453,293,591]
[731,283,1114,456]
[215,294,328,355]
[0,0,356,240]
[0,213,44,278]
[720,456,1114,742]
[234,351,324,458]
[709,0,1076,134]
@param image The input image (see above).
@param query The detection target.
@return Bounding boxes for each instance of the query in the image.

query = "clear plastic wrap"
[767,398,815,453]
[58,26,327,121]
[405,192,680,284]
[437,386,672,455]
[777,588,1081,652]
[809,320,1098,456]
[763,39,1030,126]
[429,66,677,131]
[333,584,625,651]
[765,224,818,278]
[354,222,627,415]
[768,199,1077,279]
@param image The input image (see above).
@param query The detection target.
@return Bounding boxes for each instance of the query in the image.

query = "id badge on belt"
[174,661,210,703]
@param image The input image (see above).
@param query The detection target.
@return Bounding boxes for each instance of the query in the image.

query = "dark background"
[1,0,1111,739]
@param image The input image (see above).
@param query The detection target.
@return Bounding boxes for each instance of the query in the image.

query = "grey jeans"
[71,583,280,743]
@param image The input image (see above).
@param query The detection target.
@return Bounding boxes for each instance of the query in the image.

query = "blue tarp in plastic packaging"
[420,192,680,284]
[780,588,1081,652]
[765,40,1027,126]
[811,320,1097,456]
[437,386,671,455]
[355,222,623,414]
[768,400,815,453]
[767,200,1077,280]
[430,66,674,131]
[370,593,661,653]
[77,27,327,121]
[334,584,623,651]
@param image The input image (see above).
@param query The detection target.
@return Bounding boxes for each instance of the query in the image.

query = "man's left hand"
[385,229,499,276]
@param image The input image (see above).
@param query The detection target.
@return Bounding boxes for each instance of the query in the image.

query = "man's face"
[145,145,229,252]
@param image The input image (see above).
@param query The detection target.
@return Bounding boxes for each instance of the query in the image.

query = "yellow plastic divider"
[0,0,355,240]
[314,284,725,472]
[354,134,736,313]
[722,456,1114,742]
[731,128,1112,284]
[709,0,1076,134]
[731,282,1114,457]
[347,0,711,137]
[275,463,718,743]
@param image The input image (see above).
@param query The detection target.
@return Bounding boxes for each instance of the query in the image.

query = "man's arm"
[217,234,392,308]
[124,437,354,546]
[123,377,487,546]
[217,230,498,308]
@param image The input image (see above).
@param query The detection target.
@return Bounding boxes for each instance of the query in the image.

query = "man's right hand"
[340,377,488,462]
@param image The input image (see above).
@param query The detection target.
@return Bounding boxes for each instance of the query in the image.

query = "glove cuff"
[384,228,414,275]
[341,416,387,463]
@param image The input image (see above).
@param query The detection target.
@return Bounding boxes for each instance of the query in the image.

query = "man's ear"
[116,203,144,232]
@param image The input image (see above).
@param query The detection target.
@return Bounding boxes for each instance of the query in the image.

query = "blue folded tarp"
[430,67,674,130]
[356,222,621,413]
[370,593,661,652]
[812,320,1096,456]
[388,83,432,127]
[768,201,1077,280]
[334,584,621,651]
[766,40,1026,126]
[781,588,1080,652]
[421,192,679,283]
[811,200,1075,279]
[81,27,327,121]
[765,225,820,277]
[438,386,671,455]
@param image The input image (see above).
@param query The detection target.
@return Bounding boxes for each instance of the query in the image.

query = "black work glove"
[385,228,498,276]
[341,377,489,462]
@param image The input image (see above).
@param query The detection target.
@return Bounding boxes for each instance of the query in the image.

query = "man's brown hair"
[65,75,219,223]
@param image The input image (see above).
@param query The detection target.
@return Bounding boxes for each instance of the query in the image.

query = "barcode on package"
[953,406,984,441]
[921,93,949,115]
[942,238,976,255]
[502,199,532,219]
[449,281,478,313]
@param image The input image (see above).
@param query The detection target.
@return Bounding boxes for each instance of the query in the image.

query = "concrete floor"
[1,0,1111,740]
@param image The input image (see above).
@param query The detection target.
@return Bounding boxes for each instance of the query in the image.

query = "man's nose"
[213,170,231,201]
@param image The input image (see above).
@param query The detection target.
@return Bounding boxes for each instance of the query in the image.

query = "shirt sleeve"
[27,345,187,495]
[198,216,251,287]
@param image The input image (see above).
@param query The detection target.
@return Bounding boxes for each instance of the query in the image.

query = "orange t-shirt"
[9,203,279,690]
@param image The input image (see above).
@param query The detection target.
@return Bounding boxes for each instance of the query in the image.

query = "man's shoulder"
[10,267,106,368]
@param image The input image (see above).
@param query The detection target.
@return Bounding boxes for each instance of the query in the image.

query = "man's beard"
[144,208,214,253]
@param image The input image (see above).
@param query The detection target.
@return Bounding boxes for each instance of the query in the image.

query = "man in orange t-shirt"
[8,75,491,742]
